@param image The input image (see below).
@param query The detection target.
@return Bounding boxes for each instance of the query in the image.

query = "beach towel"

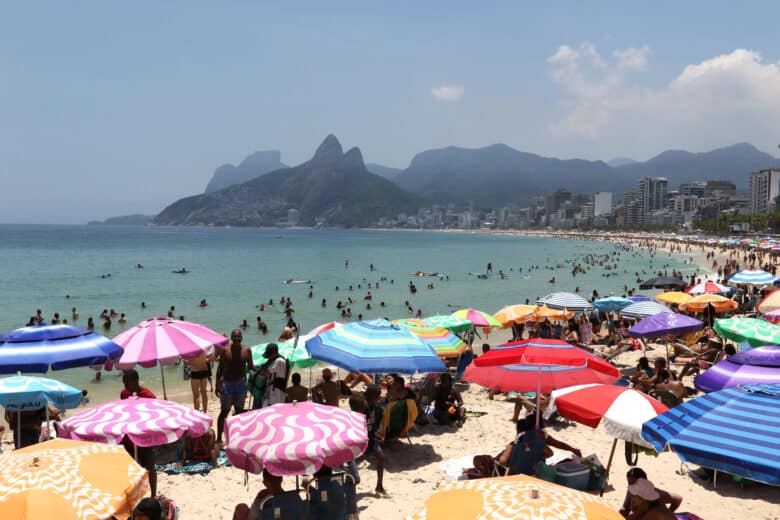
[156,450,230,475]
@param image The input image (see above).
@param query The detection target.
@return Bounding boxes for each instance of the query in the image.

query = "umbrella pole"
[160,364,168,400]
[600,438,618,497]
[535,367,541,428]
[45,407,49,441]
[16,410,20,449]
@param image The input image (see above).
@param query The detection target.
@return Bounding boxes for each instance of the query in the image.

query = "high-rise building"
[705,180,736,197]
[679,181,706,198]
[639,177,668,217]
[592,192,613,216]
[749,169,780,214]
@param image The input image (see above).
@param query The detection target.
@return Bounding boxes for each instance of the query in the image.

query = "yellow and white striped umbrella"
[0,438,149,520]
[408,474,621,520]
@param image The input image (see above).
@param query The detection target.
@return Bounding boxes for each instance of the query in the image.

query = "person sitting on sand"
[620,468,681,519]
[623,476,677,520]
[495,415,581,475]
[631,357,654,386]
[678,344,735,379]
[512,392,550,423]
[232,469,285,520]
[313,368,340,406]
[133,497,164,520]
[182,428,219,466]
[285,372,309,403]
[636,357,686,399]
[433,373,465,427]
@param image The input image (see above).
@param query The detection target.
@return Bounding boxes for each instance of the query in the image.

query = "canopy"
[694,346,780,393]
[655,291,692,305]
[0,324,122,374]
[686,281,730,295]
[58,397,212,447]
[0,375,82,412]
[423,315,473,333]
[305,319,446,374]
[450,309,501,328]
[393,319,467,358]
[628,313,704,339]
[679,294,738,313]
[639,276,687,290]
[641,383,780,485]
[408,474,622,520]
[728,269,776,286]
[536,292,594,312]
[714,317,780,348]
[225,401,367,476]
[620,301,671,319]
[493,305,537,326]
[593,296,632,313]
[0,439,149,520]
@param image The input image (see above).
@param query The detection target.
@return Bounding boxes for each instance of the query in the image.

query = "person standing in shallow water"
[215,329,253,444]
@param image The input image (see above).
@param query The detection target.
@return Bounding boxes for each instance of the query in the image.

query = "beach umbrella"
[627,295,651,302]
[531,305,574,322]
[641,383,780,485]
[393,319,467,358]
[679,294,737,313]
[493,305,537,326]
[713,317,780,348]
[757,289,780,314]
[694,346,780,393]
[593,296,632,313]
[58,397,212,447]
[0,324,123,374]
[423,315,473,333]
[762,309,780,324]
[639,276,687,290]
[536,292,594,312]
[728,269,776,287]
[628,313,704,339]
[548,384,669,495]
[0,439,149,520]
[251,340,316,369]
[655,291,692,305]
[113,317,228,399]
[305,319,446,374]
[224,401,367,476]
[408,474,622,520]
[450,309,502,328]
[620,301,672,319]
[686,281,730,295]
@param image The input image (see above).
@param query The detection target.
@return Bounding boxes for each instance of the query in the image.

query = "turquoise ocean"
[0,225,697,402]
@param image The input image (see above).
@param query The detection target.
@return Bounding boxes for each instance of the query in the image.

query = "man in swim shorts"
[216,329,254,444]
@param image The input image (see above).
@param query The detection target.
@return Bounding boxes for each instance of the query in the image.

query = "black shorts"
[190,370,209,379]
[124,440,155,470]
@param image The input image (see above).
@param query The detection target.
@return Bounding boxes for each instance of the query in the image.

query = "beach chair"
[307,474,348,520]
[453,349,474,389]
[493,429,546,477]
[649,388,682,408]
[259,490,309,520]
[341,473,359,520]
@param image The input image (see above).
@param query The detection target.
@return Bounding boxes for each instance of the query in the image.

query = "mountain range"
[204,150,287,193]
[154,135,422,227]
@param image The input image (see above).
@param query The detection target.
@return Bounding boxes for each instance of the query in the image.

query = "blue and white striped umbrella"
[0,375,83,411]
[593,296,632,313]
[641,383,780,485]
[728,269,776,286]
[620,301,671,319]
[536,292,594,312]
[305,319,446,374]
[0,324,123,374]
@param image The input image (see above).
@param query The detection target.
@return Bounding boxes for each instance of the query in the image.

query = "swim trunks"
[190,370,209,380]
[220,379,247,411]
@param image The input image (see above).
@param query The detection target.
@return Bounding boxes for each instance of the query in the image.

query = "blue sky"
[2,1,780,223]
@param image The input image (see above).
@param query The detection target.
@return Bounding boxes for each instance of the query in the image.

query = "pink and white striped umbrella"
[57,397,212,447]
[225,401,368,476]
[114,317,228,369]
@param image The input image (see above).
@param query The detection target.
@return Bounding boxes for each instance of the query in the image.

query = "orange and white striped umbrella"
[408,474,621,520]
[0,438,149,520]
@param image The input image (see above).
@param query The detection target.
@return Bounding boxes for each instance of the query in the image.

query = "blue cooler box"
[554,461,590,491]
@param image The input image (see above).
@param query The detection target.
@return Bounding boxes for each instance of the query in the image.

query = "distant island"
[87,214,154,226]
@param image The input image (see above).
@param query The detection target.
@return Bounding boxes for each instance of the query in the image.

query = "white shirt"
[262,357,286,407]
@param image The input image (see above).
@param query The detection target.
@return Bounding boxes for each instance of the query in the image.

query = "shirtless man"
[216,329,254,443]
[186,351,215,413]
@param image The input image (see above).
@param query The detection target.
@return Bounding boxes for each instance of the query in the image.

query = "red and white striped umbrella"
[114,317,228,369]
[549,384,668,447]
[686,281,730,295]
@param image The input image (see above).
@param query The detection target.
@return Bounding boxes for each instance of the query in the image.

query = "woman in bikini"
[186,351,215,413]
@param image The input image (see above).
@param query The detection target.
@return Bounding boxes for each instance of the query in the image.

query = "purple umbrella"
[694,346,780,393]
[628,313,704,339]
[628,295,652,302]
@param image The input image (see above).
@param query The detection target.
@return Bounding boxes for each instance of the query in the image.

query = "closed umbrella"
[694,346,780,393]
[0,324,122,374]
[620,301,671,319]
[641,383,780,485]
[0,439,149,520]
[225,401,367,475]
[714,317,780,348]
[536,292,594,312]
[728,269,776,287]
[305,319,446,374]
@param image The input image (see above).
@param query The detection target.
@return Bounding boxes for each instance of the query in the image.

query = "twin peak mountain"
[153,135,420,227]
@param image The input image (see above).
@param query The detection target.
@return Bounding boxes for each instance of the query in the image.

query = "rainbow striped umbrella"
[424,315,473,333]
[393,319,467,358]
[305,319,446,374]
[451,309,502,328]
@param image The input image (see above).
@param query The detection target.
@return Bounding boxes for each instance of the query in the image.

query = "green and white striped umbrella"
[423,315,473,333]
[714,317,780,348]
[250,340,316,368]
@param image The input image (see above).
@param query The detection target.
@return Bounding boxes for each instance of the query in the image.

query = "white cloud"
[546,44,780,148]
[431,85,464,102]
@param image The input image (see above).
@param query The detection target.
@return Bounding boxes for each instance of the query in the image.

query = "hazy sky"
[3,1,780,223]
